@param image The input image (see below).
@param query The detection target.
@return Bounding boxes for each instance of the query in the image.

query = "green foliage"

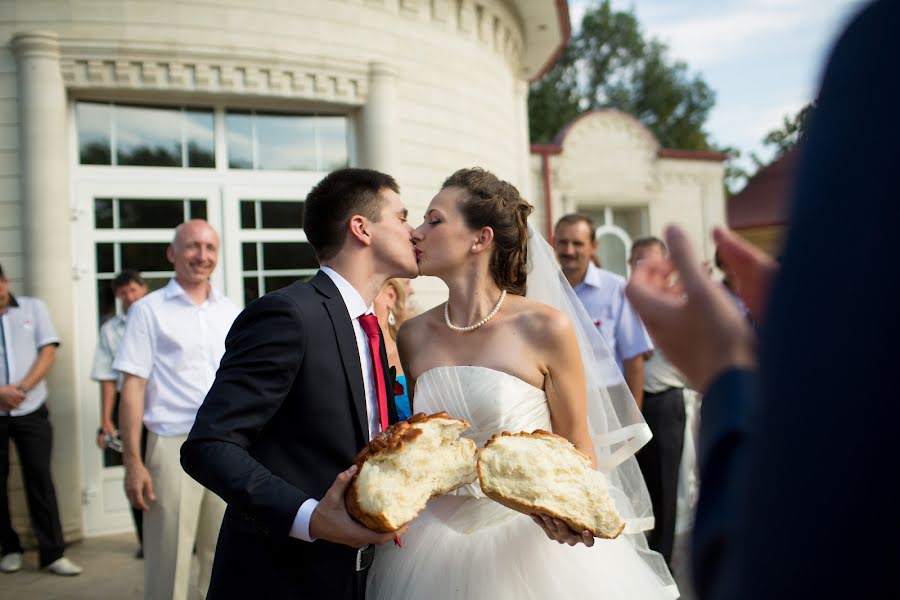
[762,102,816,158]
[528,0,715,151]
[725,102,816,195]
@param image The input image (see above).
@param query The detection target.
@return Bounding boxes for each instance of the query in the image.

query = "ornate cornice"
[58,43,371,105]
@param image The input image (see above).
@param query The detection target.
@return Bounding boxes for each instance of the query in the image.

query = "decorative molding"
[658,170,710,188]
[58,45,371,105]
[10,31,61,61]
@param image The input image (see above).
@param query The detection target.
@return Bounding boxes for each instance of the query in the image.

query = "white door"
[220,183,321,308]
[74,181,221,536]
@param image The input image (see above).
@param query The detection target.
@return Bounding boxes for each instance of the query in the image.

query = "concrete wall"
[0,0,547,541]
[531,109,726,262]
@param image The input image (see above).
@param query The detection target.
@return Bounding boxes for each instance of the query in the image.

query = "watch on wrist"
[16,385,28,394]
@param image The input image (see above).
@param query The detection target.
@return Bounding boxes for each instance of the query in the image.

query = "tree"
[761,102,816,158]
[725,102,817,194]
[528,0,715,151]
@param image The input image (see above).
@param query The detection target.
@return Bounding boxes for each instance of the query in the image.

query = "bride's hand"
[309,465,408,548]
[531,514,594,547]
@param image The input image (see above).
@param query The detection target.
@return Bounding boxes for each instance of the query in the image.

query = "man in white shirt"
[553,214,653,409]
[0,263,81,576]
[114,221,238,600]
[90,269,148,556]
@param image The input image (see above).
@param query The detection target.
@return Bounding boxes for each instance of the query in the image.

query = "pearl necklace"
[444,289,507,332]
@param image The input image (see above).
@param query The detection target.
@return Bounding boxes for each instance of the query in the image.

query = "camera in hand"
[103,432,124,453]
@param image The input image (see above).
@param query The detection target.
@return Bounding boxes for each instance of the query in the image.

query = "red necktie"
[358,314,390,434]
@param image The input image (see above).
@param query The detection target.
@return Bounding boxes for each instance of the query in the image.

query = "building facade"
[0,0,568,540]
[530,109,727,275]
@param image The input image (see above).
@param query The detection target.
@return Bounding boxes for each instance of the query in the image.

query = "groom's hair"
[304,168,399,261]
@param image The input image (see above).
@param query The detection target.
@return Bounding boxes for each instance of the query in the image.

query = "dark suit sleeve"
[694,2,900,598]
[691,368,757,600]
[181,292,309,537]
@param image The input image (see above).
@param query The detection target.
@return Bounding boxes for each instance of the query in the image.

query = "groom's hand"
[309,465,408,548]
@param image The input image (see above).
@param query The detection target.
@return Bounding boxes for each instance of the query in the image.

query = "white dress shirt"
[573,261,654,371]
[0,295,61,416]
[290,267,379,542]
[112,279,239,436]
[91,313,128,391]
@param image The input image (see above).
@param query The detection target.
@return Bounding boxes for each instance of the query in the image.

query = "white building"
[0,0,568,540]
[530,109,727,275]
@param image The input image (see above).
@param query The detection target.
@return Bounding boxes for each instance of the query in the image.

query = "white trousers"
[143,432,225,600]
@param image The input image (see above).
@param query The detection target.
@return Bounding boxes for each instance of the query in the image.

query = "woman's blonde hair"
[384,278,411,340]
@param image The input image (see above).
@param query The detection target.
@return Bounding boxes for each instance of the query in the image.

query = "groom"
[181,168,418,599]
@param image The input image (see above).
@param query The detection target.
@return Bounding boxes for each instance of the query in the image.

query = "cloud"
[635,0,864,68]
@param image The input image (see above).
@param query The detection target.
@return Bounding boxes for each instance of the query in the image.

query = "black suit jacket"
[693,2,900,597]
[182,271,398,599]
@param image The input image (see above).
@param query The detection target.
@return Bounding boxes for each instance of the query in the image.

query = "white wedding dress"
[367,365,679,599]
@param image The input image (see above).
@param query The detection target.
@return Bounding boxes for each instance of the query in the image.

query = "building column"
[360,62,398,175]
[513,79,531,197]
[11,31,82,541]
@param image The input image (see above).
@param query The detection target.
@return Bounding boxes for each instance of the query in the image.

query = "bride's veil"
[525,222,676,590]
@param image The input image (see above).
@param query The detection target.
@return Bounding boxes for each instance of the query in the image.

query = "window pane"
[597,234,628,277]
[260,201,304,229]
[119,199,185,229]
[94,198,114,229]
[120,242,172,272]
[77,103,112,165]
[263,276,298,294]
[243,277,260,305]
[256,114,316,171]
[189,200,207,221]
[240,201,256,229]
[97,278,117,324]
[142,277,169,294]
[612,207,647,239]
[242,242,258,270]
[185,109,215,168]
[319,116,348,171]
[116,105,181,167]
[96,243,114,273]
[261,242,319,270]
[226,112,253,169]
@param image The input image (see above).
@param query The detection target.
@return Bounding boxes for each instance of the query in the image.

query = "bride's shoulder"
[506,295,573,340]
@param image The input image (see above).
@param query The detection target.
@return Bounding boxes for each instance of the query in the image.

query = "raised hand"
[626,225,756,393]
[309,465,408,548]
[713,226,778,323]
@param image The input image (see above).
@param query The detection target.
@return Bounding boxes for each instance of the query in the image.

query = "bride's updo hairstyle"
[442,168,533,296]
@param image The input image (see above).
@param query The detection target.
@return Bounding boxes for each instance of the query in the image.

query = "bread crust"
[477,430,626,540]
[345,412,474,532]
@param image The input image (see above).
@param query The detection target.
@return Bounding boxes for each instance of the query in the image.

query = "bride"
[366,168,678,599]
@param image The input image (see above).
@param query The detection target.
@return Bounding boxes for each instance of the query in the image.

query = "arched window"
[574,206,648,277]
[596,228,630,277]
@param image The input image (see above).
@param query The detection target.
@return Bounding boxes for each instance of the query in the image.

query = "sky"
[566,0,869,169]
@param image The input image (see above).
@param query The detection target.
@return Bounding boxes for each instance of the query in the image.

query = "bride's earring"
[471,244,477,252]
[388,311,396,327]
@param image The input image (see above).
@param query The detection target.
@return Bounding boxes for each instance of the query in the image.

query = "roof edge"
[657,149,728,162]
[527,0,572,83]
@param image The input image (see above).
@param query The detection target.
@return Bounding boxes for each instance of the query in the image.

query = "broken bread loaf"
[346,412,478,532]
[477,430,625,539]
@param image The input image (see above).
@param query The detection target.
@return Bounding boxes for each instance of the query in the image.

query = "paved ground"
[1,531,696,599]
[1,533,145,600]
